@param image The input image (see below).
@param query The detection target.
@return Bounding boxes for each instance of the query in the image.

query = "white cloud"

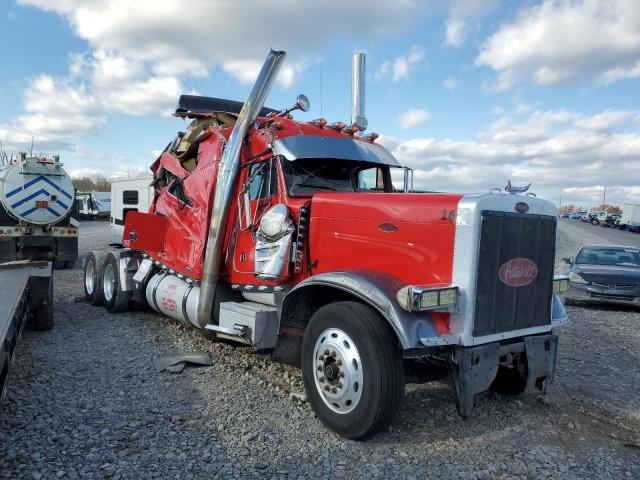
[388,108,640,206]
[222,59,306,88]
[444,0,499,47]
[443,77,459,90]
[0,50,183,151]
[397,108,432,129]
[445,18,466,47]
[374,46,425,83]
[476,0,640,90]
[18,0,425,86]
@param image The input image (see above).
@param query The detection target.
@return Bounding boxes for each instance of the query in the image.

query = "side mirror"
[563,257,572,264]
[275,94,311,118]
[295,94,310,112]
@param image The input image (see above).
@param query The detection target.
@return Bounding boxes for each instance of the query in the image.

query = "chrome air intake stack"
[196,49,286,329]
[351,52,367,132]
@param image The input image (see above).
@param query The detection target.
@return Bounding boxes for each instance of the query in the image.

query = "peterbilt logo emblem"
[515,202,529,213]
[498,258,538,287]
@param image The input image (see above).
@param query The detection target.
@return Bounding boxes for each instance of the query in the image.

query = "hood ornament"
[505,180,531,194]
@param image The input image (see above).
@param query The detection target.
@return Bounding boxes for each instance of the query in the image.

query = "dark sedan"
[564,245,640,307]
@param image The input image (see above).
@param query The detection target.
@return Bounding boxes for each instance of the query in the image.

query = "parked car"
[564,245,640,307]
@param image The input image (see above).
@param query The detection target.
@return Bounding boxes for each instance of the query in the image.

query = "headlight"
[397,285,459,312]
[259,204,292,241]
[568,272,588,285]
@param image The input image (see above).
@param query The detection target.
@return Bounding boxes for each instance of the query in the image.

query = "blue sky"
[1,0,640,208]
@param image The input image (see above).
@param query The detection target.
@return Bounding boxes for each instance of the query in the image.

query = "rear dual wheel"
[83,251,130,312]
[301,301,404,440]
[84,251,107,305]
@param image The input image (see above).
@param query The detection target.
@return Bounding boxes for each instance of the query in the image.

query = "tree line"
[559,204,622,214]
[72,176,112,192]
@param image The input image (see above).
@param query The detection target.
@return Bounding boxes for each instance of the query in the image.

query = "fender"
[283,270,449,350]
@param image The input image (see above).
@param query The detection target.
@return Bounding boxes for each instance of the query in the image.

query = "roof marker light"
[311,118,327,128]
[363,132,379,142]
[327,121,345,131]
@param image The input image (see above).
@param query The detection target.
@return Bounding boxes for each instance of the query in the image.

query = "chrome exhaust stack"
[351,52,368,131]
[197,49,286,328]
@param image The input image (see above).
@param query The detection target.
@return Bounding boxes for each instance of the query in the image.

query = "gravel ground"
[1,219,639,479]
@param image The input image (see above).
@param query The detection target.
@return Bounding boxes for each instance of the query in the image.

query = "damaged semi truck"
[84,50,569,439]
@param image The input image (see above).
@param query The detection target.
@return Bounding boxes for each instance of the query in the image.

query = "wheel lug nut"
[331,387,337,394]
[336,359,343,366]
[319,376,325,383]
[319,355,325,361]
[317,365,323,371]
[324,349,330,356]
[324,385,331,392]
[338,372,345,378]
[331,351,337,358]
[337,382,343,389]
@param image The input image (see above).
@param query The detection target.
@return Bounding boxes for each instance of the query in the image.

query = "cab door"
[231,158,279,276]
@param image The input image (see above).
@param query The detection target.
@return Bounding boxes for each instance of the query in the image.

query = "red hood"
[309,192,463,286]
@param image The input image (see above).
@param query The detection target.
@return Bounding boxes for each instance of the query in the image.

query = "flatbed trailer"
[0,261,53,400]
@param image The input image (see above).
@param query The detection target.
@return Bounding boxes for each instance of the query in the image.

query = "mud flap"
[448,342,500,418]
[523,334,558,393]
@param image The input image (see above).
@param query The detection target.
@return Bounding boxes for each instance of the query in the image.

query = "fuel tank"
[308,192,463,286]
[146,273,200,327]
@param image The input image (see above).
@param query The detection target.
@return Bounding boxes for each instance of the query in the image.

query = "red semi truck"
[83,50,569,439]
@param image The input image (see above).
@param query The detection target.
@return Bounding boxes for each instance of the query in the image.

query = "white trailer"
[110,176,153,244]
[620,203,640,230]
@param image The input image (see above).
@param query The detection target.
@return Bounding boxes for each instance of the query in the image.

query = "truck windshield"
[281,158,356,195]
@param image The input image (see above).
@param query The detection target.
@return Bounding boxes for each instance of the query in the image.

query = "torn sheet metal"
[152,351,213,373]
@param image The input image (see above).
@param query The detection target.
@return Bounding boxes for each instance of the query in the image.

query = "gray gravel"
[1,219,639,479]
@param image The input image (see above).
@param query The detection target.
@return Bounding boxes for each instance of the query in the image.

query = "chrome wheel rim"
[312,328,363,414]
[103,263,115,302]
[85,260,95,295]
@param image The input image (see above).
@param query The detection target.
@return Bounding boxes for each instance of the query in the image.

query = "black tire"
[84,251,108,305]
[591,219,599,226]
[102,252,131,313]
[29,278,54,331]
[301,301,404,440]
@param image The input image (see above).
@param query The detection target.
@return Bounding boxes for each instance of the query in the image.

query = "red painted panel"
[309,192,463,286]
[122,212,167,251]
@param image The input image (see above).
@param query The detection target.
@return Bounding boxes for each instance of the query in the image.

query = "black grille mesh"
[474,210,556,336]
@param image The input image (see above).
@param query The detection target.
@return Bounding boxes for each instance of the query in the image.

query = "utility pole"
[602,185,607,210]
[559,195,562,210]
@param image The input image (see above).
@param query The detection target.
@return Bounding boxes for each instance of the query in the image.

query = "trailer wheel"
[102,252,130,312]
[301,301,404,440]
[29,276,54,331]
[84,251,108,305]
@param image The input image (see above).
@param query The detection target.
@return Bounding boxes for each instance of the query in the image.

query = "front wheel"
[301,301,404,440]
[591,219,599,225]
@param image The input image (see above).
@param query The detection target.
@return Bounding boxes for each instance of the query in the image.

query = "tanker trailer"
[0,153,78,268]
